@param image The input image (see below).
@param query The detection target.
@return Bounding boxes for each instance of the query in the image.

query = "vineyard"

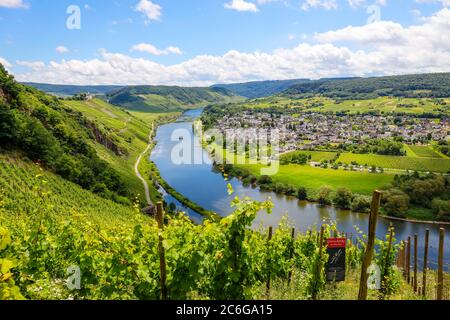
[337,153,450,173]
[2,153,447,300]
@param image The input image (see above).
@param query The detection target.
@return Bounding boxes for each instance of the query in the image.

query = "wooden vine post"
[156,202,167,300]
[358,190,381,301]
[437,228,445,300]
[288,227,296,286]
[406,236,411,284]
[381,225,394,298]
[414,234,418,292]
[266,226,273,296]
[312,226,325,300]
[422,229,429,298]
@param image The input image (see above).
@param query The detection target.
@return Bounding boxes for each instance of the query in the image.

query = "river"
[150,108,449,271]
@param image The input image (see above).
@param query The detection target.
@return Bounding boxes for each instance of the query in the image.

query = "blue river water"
[151,109,449,271]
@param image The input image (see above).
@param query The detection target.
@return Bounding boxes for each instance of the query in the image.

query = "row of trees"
[381,173,450,221]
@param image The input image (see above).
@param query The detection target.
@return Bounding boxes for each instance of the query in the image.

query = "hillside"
[61,98,170,204]
[212,79,311,99]
[0,64,157,205]
[106,85,244,112]
[283,73,450,99]
[23,83,123,97]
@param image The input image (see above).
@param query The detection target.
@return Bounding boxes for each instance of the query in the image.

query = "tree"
[317,186,332,206]
[297,187,308,200]
[383,189,410,217]
[432,198,450,221]
[351,196,371,213]
[333,188,353,210]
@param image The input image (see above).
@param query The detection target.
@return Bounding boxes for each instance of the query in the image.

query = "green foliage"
[107,85,242,113]
[0,67,129,202]
[382,189,410,217]
[297,187,308,200]
[284,73,450,99]
[375,227,401,299]
[318,186,333,206]
[333,188,353,210]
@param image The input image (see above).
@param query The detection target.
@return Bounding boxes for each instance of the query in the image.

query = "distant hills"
[212,79,311,99]
[22,83,123,97]
[105,85,244,113]
[23,72,450,113]
[282,73,450,99]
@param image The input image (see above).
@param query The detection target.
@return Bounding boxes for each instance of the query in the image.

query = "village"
[211,111,450,154]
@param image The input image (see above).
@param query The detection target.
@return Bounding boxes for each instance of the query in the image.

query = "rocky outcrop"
[85,121,125,156]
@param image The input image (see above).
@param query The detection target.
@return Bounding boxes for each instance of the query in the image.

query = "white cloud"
[301,0,338,11]
[415,0,450,7]
[225,0,259,12]
[0,57,12,69]
[16,60,45,71]
[0,0,28,9]
[11,8,450,86]
[56,46,70,54]
[135,0,162,23]
[131,43,182,56]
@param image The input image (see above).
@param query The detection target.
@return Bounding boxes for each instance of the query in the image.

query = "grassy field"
[238,163,393,196]
[337,153,450,173]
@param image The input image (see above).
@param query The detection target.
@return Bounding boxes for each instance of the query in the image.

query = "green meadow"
[237,163,394,196]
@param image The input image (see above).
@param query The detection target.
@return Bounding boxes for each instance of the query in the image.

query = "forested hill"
[106,85,244,112]
[282,73,450,99]
[0,64,137,204]
[212,79,311,99]
[23,83,123,97]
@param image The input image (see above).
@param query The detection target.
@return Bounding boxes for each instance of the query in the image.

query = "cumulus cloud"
[16,60,45,71]
[301,0,338,11]
[56,46,70,54]
[131,43,182,56]
[415,0,450,7]
[135,0,162,23]
[11,8,450,86]
[0,0,28,9]
[225,0,259,12]
[0,57,12,69]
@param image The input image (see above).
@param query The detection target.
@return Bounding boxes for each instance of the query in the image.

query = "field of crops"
[337,153,450,173]
[238,163,393,196]
[63,99,162,203]
[407,145,444,158]
[0,153,140,229]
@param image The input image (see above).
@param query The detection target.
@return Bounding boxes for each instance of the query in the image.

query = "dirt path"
[134,123,154,206]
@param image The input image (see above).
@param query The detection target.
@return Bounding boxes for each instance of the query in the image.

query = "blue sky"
[0,0,449,85]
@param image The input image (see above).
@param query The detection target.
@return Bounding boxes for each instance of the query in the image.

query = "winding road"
[134,123,154,206]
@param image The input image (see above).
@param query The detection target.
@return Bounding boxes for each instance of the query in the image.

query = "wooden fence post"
[414,234,418,292]
[312,226,325,300]
[288,227,296,286]
[437,228,445,300]
[266,226,273,296]
[406,236,411,284]
[358,190,381,301]
[423,229,429,298]
[156,202,167,300]
[382,226,394,298]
